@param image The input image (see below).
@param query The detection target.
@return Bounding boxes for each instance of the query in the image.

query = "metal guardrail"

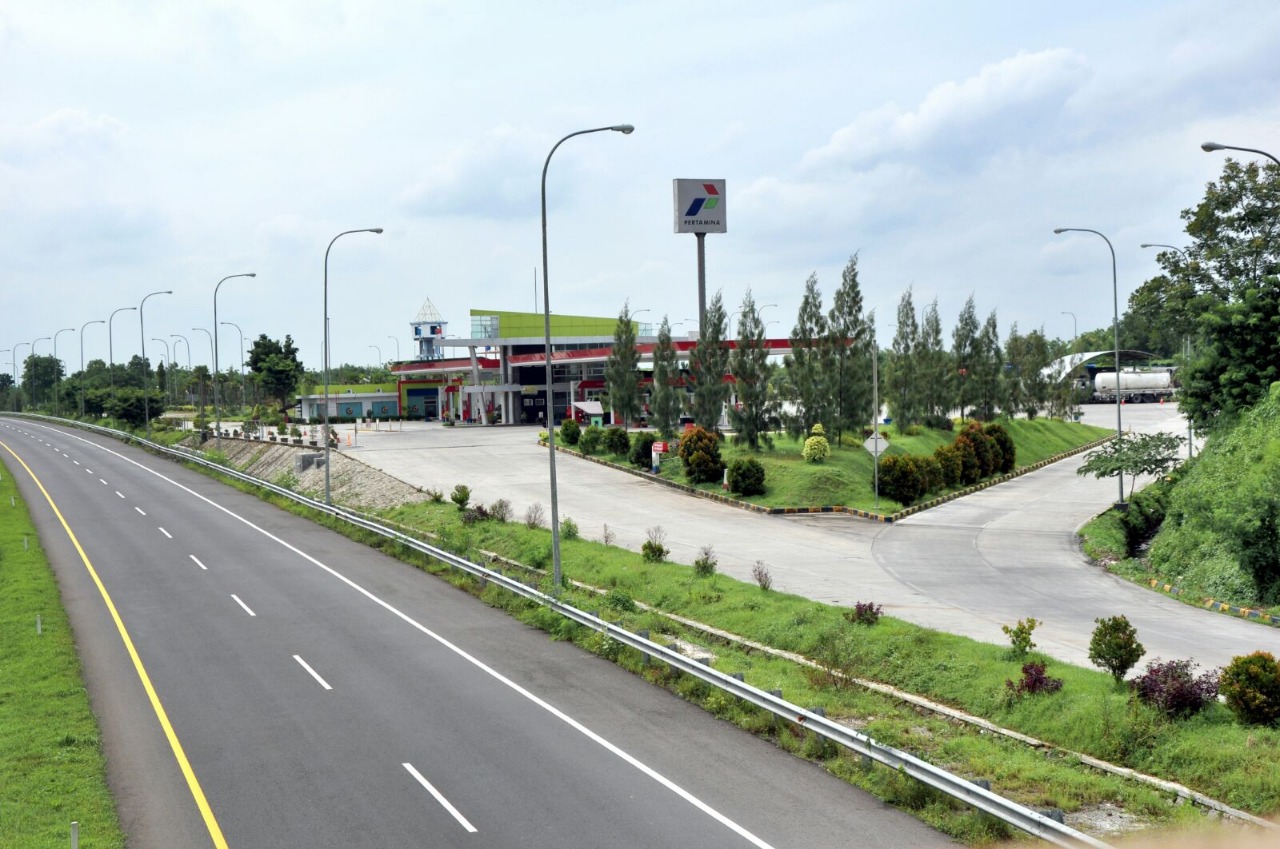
[7,414,1112,847]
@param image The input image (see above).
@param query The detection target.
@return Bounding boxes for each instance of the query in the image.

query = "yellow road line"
[1,439,229,849]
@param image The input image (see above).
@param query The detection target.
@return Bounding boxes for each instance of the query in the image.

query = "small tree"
[450,484,471,511]
[1077,432,1186,497]
[802,423,830,463]
[1089,615,1145,683]
[1002,617,1039,657]
[1220,651,1280,726]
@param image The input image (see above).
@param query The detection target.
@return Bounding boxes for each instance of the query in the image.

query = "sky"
[2,0,1278,377]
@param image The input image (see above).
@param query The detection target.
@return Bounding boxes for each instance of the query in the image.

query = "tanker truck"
[1090,370,1176,403]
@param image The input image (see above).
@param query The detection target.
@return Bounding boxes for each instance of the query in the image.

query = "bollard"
[37,615,42,635]
[71,821,79,848]
[25,535,29,550]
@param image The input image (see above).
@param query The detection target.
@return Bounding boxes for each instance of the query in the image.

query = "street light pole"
[53,327,75,416]
[192,327,215,429]
[541,123,634,595]
[11,343,28,410]
[151,337,172,404]
[1060,311,1077,342]
[1201,141,1280,167]
[323,228,383,505]
[140,290,172,437]
[108,306,137,409]
[219,322,246,413]
[387,335,400,362]
[369,345,382,366]
[212,274,255,449]
[1054,227,1125,506]
[30,337,50,408]
[79,320,104,416]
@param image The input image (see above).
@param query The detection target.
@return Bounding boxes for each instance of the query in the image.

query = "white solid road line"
[189,554,208,571]
[158,527,172,539]
[293,655,333,690]
[230,594,256,617]
[402,763,478,833]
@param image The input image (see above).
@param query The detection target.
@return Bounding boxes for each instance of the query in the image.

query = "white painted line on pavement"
[293,655,332,690]
[135,507,146,516]
[402,763,477,833]
[74,460,80,465]
[230,595,256,617]
[158,527,172,539]
[116,491,125,499]
[189,554,208,571]
[99,478,108,485]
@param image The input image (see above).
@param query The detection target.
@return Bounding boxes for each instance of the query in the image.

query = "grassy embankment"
[0,461,124,847]
[629,417,1113,513]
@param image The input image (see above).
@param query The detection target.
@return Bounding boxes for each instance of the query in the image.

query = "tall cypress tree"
[886,287,920,427]
[971,310,1003,420]
[605,302,641,427]
[917,299,950,421]
[952,295,980,421]
[729,289,775,449]
[826,254,874,442]
[650,315,680,439]
[689,291,730,430]
[785,273,831,439]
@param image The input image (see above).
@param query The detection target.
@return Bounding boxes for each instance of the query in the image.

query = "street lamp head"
[1201,141,1226,152]
[370,228,384,234]
[611,124,635,135]
[1139,243,1154,248]
[246,273,257,278]
[1053,228,1067,234]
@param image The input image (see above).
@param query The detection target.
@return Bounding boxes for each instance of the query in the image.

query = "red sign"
[652,441,668,453]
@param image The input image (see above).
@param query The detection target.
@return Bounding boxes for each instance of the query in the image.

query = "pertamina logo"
[683,183,721,217]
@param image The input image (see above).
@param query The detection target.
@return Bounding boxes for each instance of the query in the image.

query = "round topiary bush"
[1220,651,1280,726]
[933,443,962,488]
[603,426,631,456]
[559,418,581,446]
[727,457,766,496]
[803,423,831,463]
[984,422,1016,473]
[678,425,725,484]
[878,454,924,506]
[578,424,604,454]
[630,431,657,468]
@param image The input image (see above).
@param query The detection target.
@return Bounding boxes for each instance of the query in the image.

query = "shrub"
[923,414,954,432]
[933,444,962,488]
[1133,659,1219,718]
[450,484,471,511]
[802,424,831,463]
[524,502,546,529]
[1220,651,1280,726]
[693,545,717,578]
[1005,662,1064,700]
[751,560,773,591]
[984,422,1017,473]
[425,487,444,503]
[601,523,616,546]
[878,454,924,506]
[630,432,657,468]
[604,589,637,613]
[677,426,725,484]
[727,457,766,496]
[558,417,581,445]
[1001,617,1039,657]
[953,434,981,485]
[843,601,883,626]
[460,504,492,525]
[603,426,631,456]
[1089,615,1145,683]
[642,526,669,563]
[560,516,579,540]
[962,422,995,478]
[914,455,943,496]
[488,499,512,522]
[578,424,605,454]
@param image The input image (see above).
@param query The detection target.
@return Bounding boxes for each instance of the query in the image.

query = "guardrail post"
[637,630,650,665]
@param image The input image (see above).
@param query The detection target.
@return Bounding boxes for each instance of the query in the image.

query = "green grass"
[0,467,125,848]
[582,418,1112,513]
[373,497,1280,830]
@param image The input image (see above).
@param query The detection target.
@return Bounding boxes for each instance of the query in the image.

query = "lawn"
[623,417,1112,513]
[0,463,124,848]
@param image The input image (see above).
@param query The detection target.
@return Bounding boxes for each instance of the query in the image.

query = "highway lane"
[335,405,1280,672]
[0,418,951,849]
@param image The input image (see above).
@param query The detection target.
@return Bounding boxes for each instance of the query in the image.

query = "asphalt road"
[1,418,951,849]
[336,405,1280,671]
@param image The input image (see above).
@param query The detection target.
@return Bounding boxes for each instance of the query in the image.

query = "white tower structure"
[411,298,447,361]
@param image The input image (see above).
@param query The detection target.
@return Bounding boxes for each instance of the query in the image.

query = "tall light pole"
[12,342,29,410]
[323,228,383,505]
[139,290,172,437]
[151,338,172,404]
[171,334,192,406]
[78,321,104,416]
[1055,227,1125,506]
[1061,311,1077,342]
[1201,141,1280,167]
[212,273,254,448]
[220,322,246,413]
[541,123,634,595]
[30,337,50,408]
[53,327,75,416]
[387,334,400,362]
[193,327,215,429]
[0,349,10,412]
[108,306,137,405]
[369,344,382,366]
